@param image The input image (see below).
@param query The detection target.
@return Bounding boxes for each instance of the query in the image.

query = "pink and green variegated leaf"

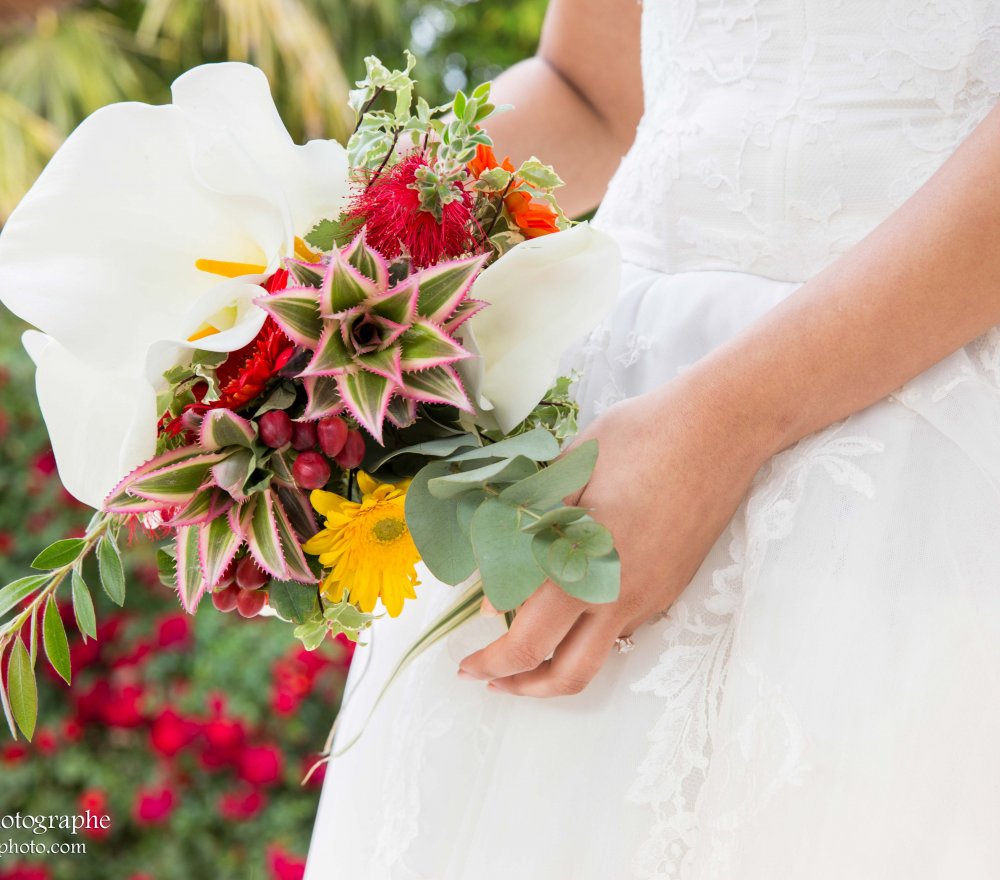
[344,230,389,289]
[269,450,296,488]
[302,375,345,421]
[228,496,256,542]
[356,345,404,385]
[402,365,473,411]
[128,451,229,505]
[211,449,256,501]
[369,279,418,326]
[414,254,488,323]
[274,486,317,540]
[199,514,243,588]
[387,395,418,429]
[273,496,315,583]
[246,490,288,578]
[174,525,208,613]
[199,409,256,451]
[165,488,232,528]
[254,289,323,348]
[399,319,472,371]
[285,258,325,288]
[301,321,354,376]
[444,298,488,334]
[103,445,205,512]
[319,251,378,318]
[336,370,394,442]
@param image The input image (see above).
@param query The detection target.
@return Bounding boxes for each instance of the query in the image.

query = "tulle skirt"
[305,262,1000,880]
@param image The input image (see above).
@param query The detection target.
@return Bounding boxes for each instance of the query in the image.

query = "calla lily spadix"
[0,63,350,509]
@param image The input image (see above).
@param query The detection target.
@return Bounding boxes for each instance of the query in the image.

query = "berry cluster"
[255,412,366,490]
[210,556,272,618]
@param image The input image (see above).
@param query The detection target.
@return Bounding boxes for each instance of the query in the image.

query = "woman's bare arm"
[483,0,643,217]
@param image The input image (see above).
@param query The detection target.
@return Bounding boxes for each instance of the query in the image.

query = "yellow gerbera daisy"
[302,471,421,617]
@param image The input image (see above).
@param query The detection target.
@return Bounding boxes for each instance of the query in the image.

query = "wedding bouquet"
[0,54,622,742]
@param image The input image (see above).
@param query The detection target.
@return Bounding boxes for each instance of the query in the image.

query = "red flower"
[200,717,248,770]
[78,789,111,840]
[301,755,327,788]
[111,638,155,670]
[0,866,52,880]
[150,708,199,758]
[155,613,192,649]
[74,681,145,729]
[2,743,28,765]
[238,744,284,787]
[218,786,267,821]
[62,718,84,742]
[32,448,57,477]
[0,531,14,556]
[33,728,58,755]
[267,845,307,880]
[346,154,483,269]
[133,784,177,825]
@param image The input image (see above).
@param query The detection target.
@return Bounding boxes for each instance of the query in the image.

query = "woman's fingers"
[458,582,585,681]
[486,612,623,698]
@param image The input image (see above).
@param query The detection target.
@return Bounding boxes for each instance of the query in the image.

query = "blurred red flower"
[218,786,267,821]
[74,681,145,728]
[33,728,58,755]
[32,448,57,477]
[0,865,52,880]
[150,707,199,758]
[0,531,14,555]
[267,844,307,880]
[2,743,28,765]
[200,716,248,770]
[133,784,177,825]
[238,744,284,787]
[155,613,192,649]
[78,789,110,840]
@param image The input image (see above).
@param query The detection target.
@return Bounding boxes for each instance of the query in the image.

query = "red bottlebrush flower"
[238,744,284,787]
[133,784,177,825]
[267,844,307,880]
[218,786,267,821]
[346,154,482,269]
[150,707,199,758]
[155,613,192,649]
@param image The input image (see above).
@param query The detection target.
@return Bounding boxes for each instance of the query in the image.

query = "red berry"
[258,410,293,448]
[291,421,317,451]
[334,430,366,470]
[316,417,349,457]
[294,451,331,489]
[236,588,267,618]
[235,556,269,591]
[211,584,240,613]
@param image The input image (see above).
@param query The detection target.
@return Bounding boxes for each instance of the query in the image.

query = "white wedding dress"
[306,2,1000,878]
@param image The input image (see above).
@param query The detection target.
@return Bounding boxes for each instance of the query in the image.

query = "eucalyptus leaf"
[405,461,477,585]
[450,428,559,464]
[563,520,616,557]
[499,440,598,509]
[470,498,546,611]
[555,552,620,604]
[456,490,489,537]
[427,455,538,500]
[520,506,589,535]
[532,532,588,585]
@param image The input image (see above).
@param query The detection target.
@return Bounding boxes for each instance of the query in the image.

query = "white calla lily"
[0,63,350,509]
[462,222,621,433]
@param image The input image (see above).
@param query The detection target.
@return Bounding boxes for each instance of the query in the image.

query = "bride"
[307,1,1000,877]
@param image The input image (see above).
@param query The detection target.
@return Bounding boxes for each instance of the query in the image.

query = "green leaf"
[305,215,363,252]
[254,382,298,417]
[337,370,393,441]
[0,648,16,738]
[248,490,287,578]
[452,89,467,120]
[320,253,375,317]
[451,428,560,464]
[499,440,598,509]
[520,506,589,535]
[0,576,47,620]
[294,620,329,651]
[562,520,616,557]
[405,461,477,585]
[128,452,229,505]
[470,498,547,611]
[199,515,242,589]
[273,496,315,583]
[456,490,489,537]
[199,409,256,450]
[287,260,324,288]
[516,157,565,190]
[399,320,470,370]
[305,323,354,375]
[553,552,620,604]
[413,254,485,323]
[71,571,97,642]
[346,232,388,287]
[427,455,538,500]
[174,525,206,613]
[400,365,471,409]
[302,375,345,421]
[269,580,322,625]
[532,532,588,584]
[30,538,86,571]
[322,601,376,641]
[42,596,71,685]
[7,638,37,741]
[372,434,478,470]
[256,290,323,347]
[97,535,126,606]
[212,449,255,500]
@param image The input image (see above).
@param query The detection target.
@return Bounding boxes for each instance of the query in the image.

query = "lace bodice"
[595,0,1000,281]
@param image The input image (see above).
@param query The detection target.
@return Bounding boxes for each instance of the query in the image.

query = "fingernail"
[457,668,478,681]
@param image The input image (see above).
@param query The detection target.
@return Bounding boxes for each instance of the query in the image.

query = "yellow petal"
[302,531,336,555]
[310,489,349,517]
[356,470,380,497]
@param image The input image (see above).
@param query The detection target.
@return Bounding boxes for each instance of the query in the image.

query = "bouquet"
[0,54,622,743]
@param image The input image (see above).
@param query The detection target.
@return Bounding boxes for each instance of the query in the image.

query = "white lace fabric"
[306,4,1000,879]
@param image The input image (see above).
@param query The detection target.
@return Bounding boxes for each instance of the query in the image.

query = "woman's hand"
[457,374,772,697]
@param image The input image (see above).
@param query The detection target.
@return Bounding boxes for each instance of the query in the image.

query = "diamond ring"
[614,635,636,655]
